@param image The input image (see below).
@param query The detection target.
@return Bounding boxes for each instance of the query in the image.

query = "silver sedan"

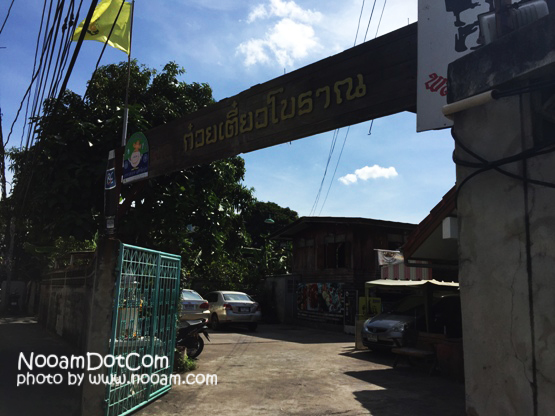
[206,291,261,331]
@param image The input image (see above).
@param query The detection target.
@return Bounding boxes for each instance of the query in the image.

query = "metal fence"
[105,244,181,416]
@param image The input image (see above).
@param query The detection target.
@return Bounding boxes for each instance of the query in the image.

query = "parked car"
[361,292,462,350]
[179,289,210,325]
[205,291,261,331]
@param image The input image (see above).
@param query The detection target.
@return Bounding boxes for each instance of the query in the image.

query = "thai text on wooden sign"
[143,23,417,180]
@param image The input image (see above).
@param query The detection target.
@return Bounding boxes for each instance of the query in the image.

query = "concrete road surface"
[139,324,466,416]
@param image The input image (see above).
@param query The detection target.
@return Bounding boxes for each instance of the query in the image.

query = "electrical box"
[442,217,459,240]
[478,0,549,45]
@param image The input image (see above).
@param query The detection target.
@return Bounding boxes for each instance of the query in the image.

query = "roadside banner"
[123,132,149,184]
[375,249,404,266]
[417,0,492,131]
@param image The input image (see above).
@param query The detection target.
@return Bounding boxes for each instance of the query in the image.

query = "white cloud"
[238,0,323,67]
[339,165,398,185]
[247,0,322,23]
[247,4,269,23]
[338,173,358,185]
[236,39,272,66]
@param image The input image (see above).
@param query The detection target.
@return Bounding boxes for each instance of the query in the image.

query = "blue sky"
[0,0,455,225]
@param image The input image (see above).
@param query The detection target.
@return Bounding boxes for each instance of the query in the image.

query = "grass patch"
[173,348,197,373]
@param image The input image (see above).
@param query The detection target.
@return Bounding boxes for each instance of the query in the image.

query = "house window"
[324,242,349,269]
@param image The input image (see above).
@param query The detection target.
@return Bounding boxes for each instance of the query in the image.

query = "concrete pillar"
[81,237,119,416]
[453,91,555,415]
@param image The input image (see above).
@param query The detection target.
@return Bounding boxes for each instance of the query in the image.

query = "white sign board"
[417,0,492,132]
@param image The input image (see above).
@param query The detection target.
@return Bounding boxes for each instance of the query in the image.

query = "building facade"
[269,217,415,327]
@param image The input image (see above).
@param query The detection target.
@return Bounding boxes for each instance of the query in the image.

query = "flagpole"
[121,0,134,146]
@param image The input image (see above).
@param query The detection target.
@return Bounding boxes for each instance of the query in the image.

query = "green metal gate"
[105,243,181,416]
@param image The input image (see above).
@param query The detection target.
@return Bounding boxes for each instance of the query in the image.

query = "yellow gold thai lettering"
[184,124,194,151]
[349,74,366,100]
[267,89,284,124]
[316,86,331,109]
[298,91,313,116]
[240,112,254,133]
[225,101,239,138]
[255,107,268,129]
[281,97,296,120]
[334,77,353,105]
[205,126,217,145]
[195,129,205,148]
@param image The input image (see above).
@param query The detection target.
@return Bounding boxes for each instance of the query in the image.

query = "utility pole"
[0,105,13,312]
[0,47,16,312]
[0,107,7,201]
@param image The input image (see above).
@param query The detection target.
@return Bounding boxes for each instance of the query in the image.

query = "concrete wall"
[263,274,298,324]
[39,267,94,351]
[453,93,555,416]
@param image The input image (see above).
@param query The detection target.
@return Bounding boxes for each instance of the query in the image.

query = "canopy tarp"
[365,279,458,288]
[363,279,459,330]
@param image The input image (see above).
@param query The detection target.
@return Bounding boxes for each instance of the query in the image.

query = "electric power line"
[311,0,389,216]
[353,0,366,47]
[375,0,388,38]
[363,0,378,42]
[309,129,340,216]
[318,127,350,215]
[0,0,16,37]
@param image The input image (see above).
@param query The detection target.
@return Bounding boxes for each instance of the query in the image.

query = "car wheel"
[247,323,257,332]
[211,313,220,330]
[186,337,204,359]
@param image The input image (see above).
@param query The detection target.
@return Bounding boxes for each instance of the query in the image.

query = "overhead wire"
[353,0,366,47]
[8,0,58,149]
[0,0,16,37]
[9,0,100,150]
[319,127,350,215]
[312,0,388,215]
[363,0,378,42]
[308,0,368,216]
[12,0,79,213]
[47,1,79,101]
[8,0,116,217]
[19,0,49,149]
[309,129,340,216]
[26,0,66,149]
[374,0,387,38]
[452,80,555,201]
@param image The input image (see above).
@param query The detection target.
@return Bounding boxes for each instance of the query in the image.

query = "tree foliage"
[5,60,297,292]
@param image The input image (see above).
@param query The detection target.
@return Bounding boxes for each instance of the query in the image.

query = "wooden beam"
[133,23,417,181]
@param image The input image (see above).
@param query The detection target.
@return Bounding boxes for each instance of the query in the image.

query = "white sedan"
[205,291,261,331]
[179,289,210,326]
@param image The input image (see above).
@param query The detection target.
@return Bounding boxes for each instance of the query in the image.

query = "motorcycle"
[176,319,210,359]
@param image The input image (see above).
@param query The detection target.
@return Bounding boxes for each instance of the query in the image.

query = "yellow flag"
[72,0,132,55]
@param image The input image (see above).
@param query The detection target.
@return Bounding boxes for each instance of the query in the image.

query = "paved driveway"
[139,324,465,416]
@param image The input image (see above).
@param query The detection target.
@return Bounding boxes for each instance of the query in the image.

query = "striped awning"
[380,261,431,281]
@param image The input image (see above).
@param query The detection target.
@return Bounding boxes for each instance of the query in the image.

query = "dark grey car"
[361,293,461,350]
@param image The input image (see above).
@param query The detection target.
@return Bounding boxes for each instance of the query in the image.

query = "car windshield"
[223,293,252,302]
[182,290,203,301]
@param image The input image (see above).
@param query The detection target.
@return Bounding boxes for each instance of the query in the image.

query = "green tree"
[6,60,299,293]
[6,61,253,287]
[241,201,298,291]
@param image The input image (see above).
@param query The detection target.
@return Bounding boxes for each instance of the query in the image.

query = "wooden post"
[424,282,434,333]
